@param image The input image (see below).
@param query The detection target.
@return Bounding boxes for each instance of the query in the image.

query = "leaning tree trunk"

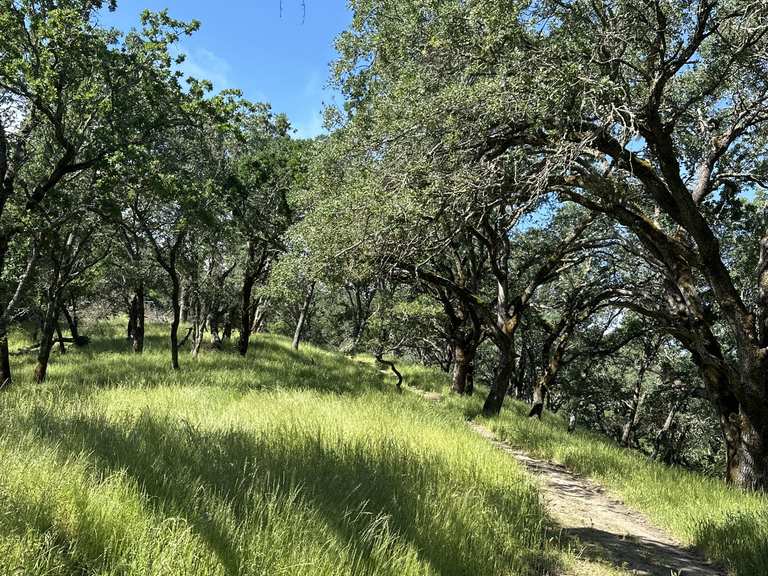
[292,282,315,351]
[131,283,145,353]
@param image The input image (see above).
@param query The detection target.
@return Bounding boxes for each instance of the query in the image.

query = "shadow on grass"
[27,409,555,576]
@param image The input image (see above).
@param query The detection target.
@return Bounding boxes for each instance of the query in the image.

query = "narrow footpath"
[468,422,725,576]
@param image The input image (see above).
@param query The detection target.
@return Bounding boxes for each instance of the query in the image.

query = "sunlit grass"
[407,369,768,576]
[0,323,558,575]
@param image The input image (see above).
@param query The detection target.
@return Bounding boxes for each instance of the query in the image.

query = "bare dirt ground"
[468,422,726,576]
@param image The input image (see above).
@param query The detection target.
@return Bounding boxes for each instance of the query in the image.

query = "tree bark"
[292,282,315,350]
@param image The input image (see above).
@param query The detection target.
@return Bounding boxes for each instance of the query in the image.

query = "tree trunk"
[55,321,66,354]
[451,339,475,395]
[251,297,268,334]
[179,282,188,323]
[131,283,145,353]
[482,344,514,416]
[465,361,475,395]
[34,299,58,383]
[127,299,136,341]
[238,270,257,356]
[60,304,81,344]
[528,381,547,419]
[222,309,233,341]
[621,368,646,447]
[209,314,222,349]
[0,332,11,389]
[292,282,315,351]
[170,274,181,370]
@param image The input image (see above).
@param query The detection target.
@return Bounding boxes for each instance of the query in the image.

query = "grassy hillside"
[403,366,768,576]
[0,323,559,576]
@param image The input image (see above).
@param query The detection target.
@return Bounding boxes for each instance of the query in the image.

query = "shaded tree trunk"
[0,332,11,389]
[60,303,81,344]
[209,314,222,349]
[131,284,145,353]
[292,282,315,350]
[238,268,257,356]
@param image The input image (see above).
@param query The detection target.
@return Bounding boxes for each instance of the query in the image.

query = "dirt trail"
[468,422,725,576]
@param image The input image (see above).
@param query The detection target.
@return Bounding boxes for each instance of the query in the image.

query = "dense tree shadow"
[559,527,724,576]
[26,409,555,576]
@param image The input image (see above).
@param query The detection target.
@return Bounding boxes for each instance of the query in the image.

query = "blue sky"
[99,1,352,138]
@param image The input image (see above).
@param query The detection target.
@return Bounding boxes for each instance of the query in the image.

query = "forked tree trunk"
[292,282,315,351]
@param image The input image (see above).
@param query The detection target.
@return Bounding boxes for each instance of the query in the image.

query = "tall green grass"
[0,324,558,575]
[404,365,768,576]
